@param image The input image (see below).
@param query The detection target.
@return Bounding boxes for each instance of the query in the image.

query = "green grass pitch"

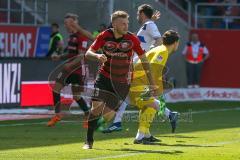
[0,101,240,160]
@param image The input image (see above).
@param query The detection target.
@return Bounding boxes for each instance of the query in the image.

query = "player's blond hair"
[64,13,79,21]
[111,10,129,22]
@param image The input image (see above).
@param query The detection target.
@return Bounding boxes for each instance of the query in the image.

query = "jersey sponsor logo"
[103,40,133,56]
[105,51,128,58]
[104,41,118,52]
[119,40,133,52]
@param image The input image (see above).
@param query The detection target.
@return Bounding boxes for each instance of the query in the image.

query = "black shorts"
[92,74,130,111]
[55,69,85,86]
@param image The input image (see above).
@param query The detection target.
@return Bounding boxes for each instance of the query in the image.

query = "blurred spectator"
[191,0,240,29]
[222,0,240,28]
[46,23,64,57]
[182,33,209,88]
[0,12,7,23]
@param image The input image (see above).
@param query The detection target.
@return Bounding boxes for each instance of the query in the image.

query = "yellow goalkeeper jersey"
[129,45,169,106]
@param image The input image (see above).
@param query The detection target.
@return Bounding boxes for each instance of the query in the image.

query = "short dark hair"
[138,4,154,19]
[51,23,59,28]
[64,13,78,21]
[162,30,180,45]
[111,10,129,22]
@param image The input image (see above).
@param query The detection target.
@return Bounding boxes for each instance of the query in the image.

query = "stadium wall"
[191,29,240,88]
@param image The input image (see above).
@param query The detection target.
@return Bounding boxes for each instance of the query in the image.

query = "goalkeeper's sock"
[164,107,171,117]
[97,117,105,126]
[157,95,167,116]
[96,117,106,132]
[135,130,145,140]
[145,128,152,138]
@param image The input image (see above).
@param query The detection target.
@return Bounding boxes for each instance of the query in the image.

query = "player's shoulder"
[145,20,156,25]
[125,31,139,40]
[152,45,168,56]
[97,29,113,38]
[152,45,168,63]
[73,32,87,43]
[126,31,135,36]
[145,20,157,28]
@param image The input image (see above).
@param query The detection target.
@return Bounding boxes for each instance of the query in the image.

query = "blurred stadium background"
[0,0,240,159]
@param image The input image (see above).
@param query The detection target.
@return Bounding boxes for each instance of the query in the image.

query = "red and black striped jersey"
[90,29,144,83]
[66,32,88,75]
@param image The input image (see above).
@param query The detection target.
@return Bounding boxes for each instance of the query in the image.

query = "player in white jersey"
[103,4,178,134]
[136,16,161,52]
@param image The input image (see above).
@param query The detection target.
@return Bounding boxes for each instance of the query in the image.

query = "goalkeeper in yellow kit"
[129,30,180,144]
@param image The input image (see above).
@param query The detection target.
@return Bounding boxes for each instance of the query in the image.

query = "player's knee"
[53,82,63,93]
[148,99,160,111]
[91,100,104,115]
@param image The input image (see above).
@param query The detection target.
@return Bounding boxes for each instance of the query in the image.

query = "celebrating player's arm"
[52,49,87,77]
[85,31,107,63]
[148,22,162,49]
[70,21,95,41]
[151,10,161,21]
[153,37,162,47]
[151,10,162,48]
[85,48,107,63]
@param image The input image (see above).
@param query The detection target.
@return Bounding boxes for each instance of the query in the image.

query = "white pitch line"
[210,139,240,146]
[190,107,240,114]
[114,107,240,115]
[0,120,79,127]
[0,107,239,127]
[0,108,239,159]
[81,139,240,160]
[81,152,145,160]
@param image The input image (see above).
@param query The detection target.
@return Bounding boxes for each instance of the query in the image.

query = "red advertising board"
[0,26,37,57]
[191,29,240,88]
[0,25,50,57]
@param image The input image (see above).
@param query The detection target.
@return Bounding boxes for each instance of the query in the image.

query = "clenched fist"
[96,54,107,63]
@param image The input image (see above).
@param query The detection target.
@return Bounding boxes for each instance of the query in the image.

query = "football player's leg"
[158,96,178,133]
[47,82,64,127]
[102,101,127,133]
[83,100,104,149]
[71,84,90,128]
